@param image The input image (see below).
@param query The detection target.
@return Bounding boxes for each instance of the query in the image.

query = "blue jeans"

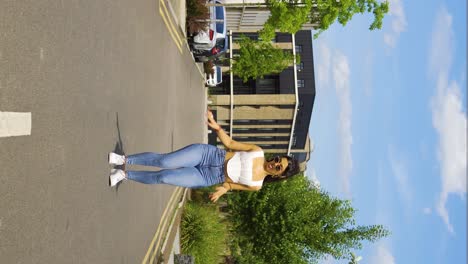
[126,144,226,188]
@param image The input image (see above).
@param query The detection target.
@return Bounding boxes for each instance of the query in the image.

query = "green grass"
[180,201,228,264]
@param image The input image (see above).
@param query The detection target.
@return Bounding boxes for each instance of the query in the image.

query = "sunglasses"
[273,156,293,172]
[273,156,283,172]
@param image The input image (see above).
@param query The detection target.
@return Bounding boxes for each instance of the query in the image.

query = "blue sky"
[307,0,466,263]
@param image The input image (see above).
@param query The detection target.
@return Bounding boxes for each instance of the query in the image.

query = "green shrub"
[190,186,217,204]
[229,238,267,264]
[225,175,389,264]
[181,201,228,264]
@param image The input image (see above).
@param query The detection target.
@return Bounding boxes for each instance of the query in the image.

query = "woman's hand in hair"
[209,186,228,203]
[206,109,221,131]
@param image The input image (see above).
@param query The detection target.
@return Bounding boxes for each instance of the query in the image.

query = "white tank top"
[226,150,264,187]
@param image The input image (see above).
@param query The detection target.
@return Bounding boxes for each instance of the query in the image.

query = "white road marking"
[40,48,44,61]
[0,111,32,137]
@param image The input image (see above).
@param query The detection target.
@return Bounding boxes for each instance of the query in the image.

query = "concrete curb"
[160,189,190,263]
[147,1,208,263]
[141,188,189,264]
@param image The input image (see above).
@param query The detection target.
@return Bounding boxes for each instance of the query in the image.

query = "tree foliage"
[259,0,313,41]
[260,0,390,39]
[232,36,296,82]
[226,175,389,264]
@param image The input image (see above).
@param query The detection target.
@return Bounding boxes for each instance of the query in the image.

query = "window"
[232,33,258,41]
[257,77,279,94]
[295,45,303,53]
[215,7,225,34]
[297,79,305,88]
[215,37,226,49]
[297,62,304,71]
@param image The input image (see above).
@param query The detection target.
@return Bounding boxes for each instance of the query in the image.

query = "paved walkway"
[149,1,207,263]
[0,0,203,263]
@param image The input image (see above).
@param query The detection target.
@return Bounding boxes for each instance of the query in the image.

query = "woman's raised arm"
[206,110,261,152]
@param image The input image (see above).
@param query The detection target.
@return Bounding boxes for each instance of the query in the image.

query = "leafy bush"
[226,175,389,264]
[181,201,228,264]
[186,0,210,35]
[229,238,267,264]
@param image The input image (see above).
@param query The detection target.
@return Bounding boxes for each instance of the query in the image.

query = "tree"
[348,252,363,264]
[259,0,313,41]
[259,0,390,39]
[226,174,389,264]
[232,36,297,82]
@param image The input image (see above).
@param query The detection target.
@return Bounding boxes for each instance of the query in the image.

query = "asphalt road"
[0,0,205,263]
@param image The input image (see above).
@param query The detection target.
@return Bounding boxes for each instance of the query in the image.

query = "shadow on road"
[112,112,125,193]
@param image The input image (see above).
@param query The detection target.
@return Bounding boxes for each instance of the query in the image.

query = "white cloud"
[332,52,353,196]
[316,42,331,88]
[429,7,467,234]
[371,245,396,264]
[384,33,396,48]
[432,78,466,234]
[388,146,412,208]
[423,207,432,215]
[307,168,321,189]
[314,42,354,196]
[383,0,407,49]
[428,8,454,76]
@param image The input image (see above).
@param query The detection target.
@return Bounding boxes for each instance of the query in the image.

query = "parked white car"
[206,65,222,87]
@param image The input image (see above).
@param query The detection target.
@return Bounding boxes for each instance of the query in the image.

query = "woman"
[108,110,300,202]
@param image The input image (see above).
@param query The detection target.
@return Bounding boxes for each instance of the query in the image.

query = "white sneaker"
[109,169,126,187]
[108,152,125,165]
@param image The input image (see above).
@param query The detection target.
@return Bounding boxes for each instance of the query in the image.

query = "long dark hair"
[263,155,300,184]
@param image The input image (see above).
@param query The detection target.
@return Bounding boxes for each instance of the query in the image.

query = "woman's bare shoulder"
[248,145,263,152]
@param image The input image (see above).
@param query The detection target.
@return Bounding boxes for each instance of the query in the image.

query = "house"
[207,30,316,170]
[209,0,318,32]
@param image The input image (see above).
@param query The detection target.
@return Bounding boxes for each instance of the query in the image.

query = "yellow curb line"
[160,0,184,47]
[158,0,205,80]
[159,1,183,53]
[141,187,183,264]
[149,187,184,264]
[160,188,189,254]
